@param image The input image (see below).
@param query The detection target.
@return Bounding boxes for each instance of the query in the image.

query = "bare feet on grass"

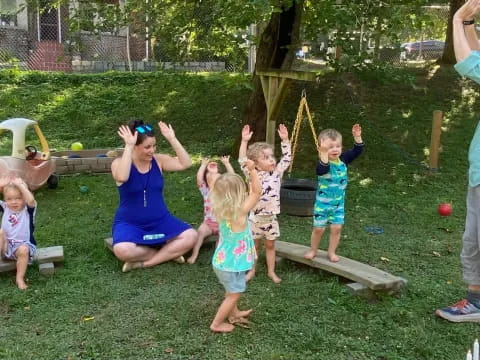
[231,308,253,319]
[268,272,282,284]
[122,261,144,272]
[173,256,185,264]
[304,249,317,260]
[186,255,197,264]
[210,322,235,333]
[16,279,28,290]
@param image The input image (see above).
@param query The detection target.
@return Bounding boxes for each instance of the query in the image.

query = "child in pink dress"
[187,156,235,264]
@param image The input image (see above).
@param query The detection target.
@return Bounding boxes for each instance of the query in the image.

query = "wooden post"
[429,110,443,172]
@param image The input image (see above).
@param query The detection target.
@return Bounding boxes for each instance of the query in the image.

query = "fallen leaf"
[164,348,173,354]
[380,256,390,262]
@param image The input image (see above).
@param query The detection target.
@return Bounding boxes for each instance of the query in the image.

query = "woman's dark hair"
[127,118,155,145]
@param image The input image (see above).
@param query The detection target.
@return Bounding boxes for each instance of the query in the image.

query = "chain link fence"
[0,3,451,73]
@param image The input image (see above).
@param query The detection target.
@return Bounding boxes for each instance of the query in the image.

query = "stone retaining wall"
[53,157,115,175]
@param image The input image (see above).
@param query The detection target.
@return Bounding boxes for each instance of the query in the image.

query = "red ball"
[438,203,452,216]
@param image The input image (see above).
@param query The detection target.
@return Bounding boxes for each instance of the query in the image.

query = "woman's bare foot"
[328,253,340,262]
[173,256,185,264]
[304,249,317,260]
[122,261,143,272]
[16,279,28,290]
[245,269,255,282]
[186,255,197,264]
[268,272,282,284]
[210,322,235,333]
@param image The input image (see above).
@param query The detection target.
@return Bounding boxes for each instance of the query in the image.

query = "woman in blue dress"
[111,119,197,272]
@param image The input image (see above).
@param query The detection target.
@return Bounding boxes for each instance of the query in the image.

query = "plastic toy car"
[0,118,58,190]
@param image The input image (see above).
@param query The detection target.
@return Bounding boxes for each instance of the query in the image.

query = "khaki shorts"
[249,214,279,240]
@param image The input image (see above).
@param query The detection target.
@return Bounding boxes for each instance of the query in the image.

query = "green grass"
[0,66,479,359]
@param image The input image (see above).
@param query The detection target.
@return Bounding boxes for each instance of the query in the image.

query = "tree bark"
[440,0,463,64]
[240,1,303,143]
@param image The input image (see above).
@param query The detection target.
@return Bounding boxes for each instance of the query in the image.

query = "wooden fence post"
[429,110,443,172]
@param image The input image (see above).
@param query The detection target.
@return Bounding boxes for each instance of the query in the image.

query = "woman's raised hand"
[118,125,137,147]
[159,121,176,141]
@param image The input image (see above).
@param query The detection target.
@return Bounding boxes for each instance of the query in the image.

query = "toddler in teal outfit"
[210,160,261,333]
[305,124,363,262]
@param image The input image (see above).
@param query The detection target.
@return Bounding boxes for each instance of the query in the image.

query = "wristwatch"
[463,19,475,25]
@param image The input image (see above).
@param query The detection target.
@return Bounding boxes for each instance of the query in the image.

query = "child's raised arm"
[239,125,253,161]
[12,177,35,208]
[240,159,261,215]
[197,158,209,187]
[220,155,235,174]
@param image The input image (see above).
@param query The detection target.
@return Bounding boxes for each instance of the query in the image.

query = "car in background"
[400,40,445,60]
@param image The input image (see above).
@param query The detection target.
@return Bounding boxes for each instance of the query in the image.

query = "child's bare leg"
[187,222,213,264]
[15,245,30,290]
[0,230,6,258]
[327,224,342,262]
[246,238,262,281]
[210,292,241,333]
[304,227,326,259]
[230,305,253,319]
[265,239,281,283]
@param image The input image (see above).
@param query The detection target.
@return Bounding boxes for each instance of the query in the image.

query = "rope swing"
[288,89,319,174]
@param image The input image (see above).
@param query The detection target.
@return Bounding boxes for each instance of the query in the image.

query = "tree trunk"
[440,0,463,64]
[240,1,303,143]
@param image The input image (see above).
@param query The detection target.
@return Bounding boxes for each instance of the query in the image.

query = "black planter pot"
[280,178,317,217]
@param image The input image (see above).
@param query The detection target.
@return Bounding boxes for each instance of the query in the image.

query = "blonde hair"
[318,128,342,143]
[210,173,247,222]
[3,183,22,197]
[246,142,273,162]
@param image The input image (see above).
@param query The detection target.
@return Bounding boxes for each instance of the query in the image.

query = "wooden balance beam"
[275,241,406,298]
[0,246,64,275]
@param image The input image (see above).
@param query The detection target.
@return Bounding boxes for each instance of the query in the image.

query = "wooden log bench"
[0,246,64,276]
[275,241,407,299]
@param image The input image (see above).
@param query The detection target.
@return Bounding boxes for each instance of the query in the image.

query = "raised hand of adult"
[118,125,137,147]
[159,121,176,141]
[454,0,480,21]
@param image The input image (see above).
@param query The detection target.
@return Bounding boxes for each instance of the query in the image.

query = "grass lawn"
[0,66,479,359]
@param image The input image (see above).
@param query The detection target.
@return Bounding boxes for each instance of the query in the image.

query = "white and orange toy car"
[0,118,58,190]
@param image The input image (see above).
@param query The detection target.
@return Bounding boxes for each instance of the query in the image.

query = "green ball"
[71,142,83,151]
[79,185,89,194]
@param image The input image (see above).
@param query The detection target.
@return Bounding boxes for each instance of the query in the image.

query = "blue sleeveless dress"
[112,159,191,246]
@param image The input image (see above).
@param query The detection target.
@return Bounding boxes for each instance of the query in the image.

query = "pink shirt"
[199,182,216,223]
[239,141,291,216]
